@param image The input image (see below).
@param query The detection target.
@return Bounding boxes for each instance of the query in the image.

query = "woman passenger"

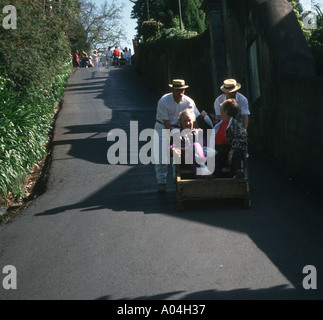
[209,99,247,178]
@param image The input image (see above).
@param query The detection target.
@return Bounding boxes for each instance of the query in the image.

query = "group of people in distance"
[72,46,132,68]
[105,46,132,66]
[154,78,249,193]
[72,49,96,68]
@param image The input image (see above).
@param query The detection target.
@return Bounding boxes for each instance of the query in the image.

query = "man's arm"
[214,96,222,122]
[238,94,250,129]
[163,119,171,130]
[242,114,249,129]
[199,111,214,128]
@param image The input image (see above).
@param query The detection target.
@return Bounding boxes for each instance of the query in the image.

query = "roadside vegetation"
[0,63,71,204]
[289,0,323,75]
[0,0,124,206]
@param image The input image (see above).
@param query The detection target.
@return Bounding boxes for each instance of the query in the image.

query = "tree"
[288,0,303,16]
[130,0,157,37]
[79,0,127,49]
[306,4,323,75]
[181,0,206,33]
[288,0,323,75]
[130,0,206,38]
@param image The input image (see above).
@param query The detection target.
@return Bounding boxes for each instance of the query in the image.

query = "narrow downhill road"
[0,66,322,300]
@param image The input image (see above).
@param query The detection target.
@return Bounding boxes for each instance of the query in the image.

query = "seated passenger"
[171,109,212,178]
[209,99,247,178]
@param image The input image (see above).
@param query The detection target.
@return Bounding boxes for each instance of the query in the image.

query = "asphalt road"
[0,66,322,300]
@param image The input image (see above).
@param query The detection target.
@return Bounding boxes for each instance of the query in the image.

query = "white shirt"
[106,50,113,57]
[156,93,200,127]
[214,92,250,123]
[93,54,99,62]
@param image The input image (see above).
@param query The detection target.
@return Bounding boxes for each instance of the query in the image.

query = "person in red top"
[72,50,80,68]
[113,46,120,66]
[210,99,248,178]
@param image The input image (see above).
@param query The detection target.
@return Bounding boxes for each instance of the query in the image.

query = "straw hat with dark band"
[220,79,241,93]
[169,79,189,89]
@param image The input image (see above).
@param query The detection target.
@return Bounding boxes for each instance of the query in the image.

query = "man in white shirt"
[154,79,200,193]
[124,48,132,65]
[106,46,113,66]
[214,79,250,129]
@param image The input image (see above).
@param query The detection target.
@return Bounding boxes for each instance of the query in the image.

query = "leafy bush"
[0,63,71,202]
[307,28,323,75]
[0,1,129,204]
[142,27,198,48]
[141,19,164,41]
[289,1,323,76]
[0,0,78,92]
[305,6,323,75]
[0,1,78,203]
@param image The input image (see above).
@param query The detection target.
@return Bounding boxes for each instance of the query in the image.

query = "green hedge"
[0,0,77,91]
[0,63,72,203]
[0,1,79,204]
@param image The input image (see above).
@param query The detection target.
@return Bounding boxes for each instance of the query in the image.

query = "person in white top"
[100,52,106,67]
[93,50,99,68]
[214,79,250,129]
[106,46,113,66]
[154,79,204,193]
[128,49,132,65]
[124,47,132,65]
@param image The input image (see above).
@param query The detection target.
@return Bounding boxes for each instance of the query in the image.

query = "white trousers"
[153,122,176,185]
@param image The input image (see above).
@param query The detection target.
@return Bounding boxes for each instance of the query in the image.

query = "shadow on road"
[98,284,320,300]
[35,66,323,299]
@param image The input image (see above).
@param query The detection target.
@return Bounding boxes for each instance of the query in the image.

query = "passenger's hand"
[200,111,207,118]
[172,147,181,156]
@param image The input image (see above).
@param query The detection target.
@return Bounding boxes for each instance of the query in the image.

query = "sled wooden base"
[175,165,251,211]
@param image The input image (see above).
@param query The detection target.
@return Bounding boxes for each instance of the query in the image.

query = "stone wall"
[137,31,216,113]
[279,74,323,189]
[219,0,323,191]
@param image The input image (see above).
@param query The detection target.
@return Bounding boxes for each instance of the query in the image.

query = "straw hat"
[169,79,189,89]
[220,79,241,93]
